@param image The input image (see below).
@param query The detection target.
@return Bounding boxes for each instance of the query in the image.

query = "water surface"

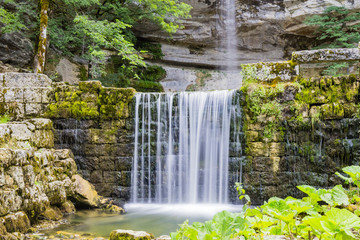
[45,204,242,237]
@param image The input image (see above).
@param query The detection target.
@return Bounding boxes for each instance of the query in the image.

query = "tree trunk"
[34,0,49,73]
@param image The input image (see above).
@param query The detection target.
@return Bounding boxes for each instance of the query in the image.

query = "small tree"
[34,0,49,73]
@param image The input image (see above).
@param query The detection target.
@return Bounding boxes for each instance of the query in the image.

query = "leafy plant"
[304,6,360,76]
[0,6,26,33]
[305,6,360,49]
[172,165,360,240]
[235,182,251,207]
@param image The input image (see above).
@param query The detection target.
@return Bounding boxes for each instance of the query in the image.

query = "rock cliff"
[134,0,360,91]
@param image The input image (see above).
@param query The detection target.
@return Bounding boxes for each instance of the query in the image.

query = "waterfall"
[217,0,241,88]
[223,0,238,72]
[131,90,242,204]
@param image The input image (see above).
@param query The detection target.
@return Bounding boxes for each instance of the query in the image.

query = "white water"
[224,0,238,72]
[131,90,240,204]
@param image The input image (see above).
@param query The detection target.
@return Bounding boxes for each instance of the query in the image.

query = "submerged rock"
[109,229,154,240]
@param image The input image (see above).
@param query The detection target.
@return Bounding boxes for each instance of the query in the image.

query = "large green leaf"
[297,185,322,203]
[341,166,360,188]
[262,198,296,223]
[330,185,350,206]
[285,197,313,214]
[325,208,360,229]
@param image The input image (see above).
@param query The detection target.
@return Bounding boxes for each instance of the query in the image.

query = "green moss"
[71,101,99,119]
[136,41,164,60]
[141,65,166,82]
[130,80,164,92]
[79,81,102,93]
[78,65,88,81]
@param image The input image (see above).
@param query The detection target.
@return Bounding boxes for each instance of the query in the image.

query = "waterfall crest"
[131,90,241,204]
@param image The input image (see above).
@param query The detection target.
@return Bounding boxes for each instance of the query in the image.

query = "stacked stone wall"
[0,74,135,213]
[241,66,360,204]
[45,81,135,200]
[0,119,78,237]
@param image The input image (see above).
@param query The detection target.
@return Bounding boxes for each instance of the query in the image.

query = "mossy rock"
[320,103,345,120]
[109,229,154,240]
[130,80,164,92]
[3,211,30,233]
[79,81,102,93]
[40,206,63,221]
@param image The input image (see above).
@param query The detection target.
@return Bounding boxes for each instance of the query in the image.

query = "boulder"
[71,174,101,208]
[109,229,154,240]
[55,57,82,85]
[3,211,30,233]
[60,200,76,214]
[40,206,63,221]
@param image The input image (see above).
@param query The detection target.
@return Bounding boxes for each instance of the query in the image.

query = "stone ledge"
[292,48,360,63]
[2,73,52,88]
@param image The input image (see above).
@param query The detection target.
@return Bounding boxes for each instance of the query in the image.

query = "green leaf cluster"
[171,165,360,240]
[0,4,26,33]
[305,6,360,49]
[0,0,191,83]
[304,6,360,77]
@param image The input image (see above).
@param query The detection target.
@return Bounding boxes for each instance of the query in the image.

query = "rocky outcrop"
[0,33,34,68]
[0,118,124,237]
[137,0,360,62]
[0,145,77,236]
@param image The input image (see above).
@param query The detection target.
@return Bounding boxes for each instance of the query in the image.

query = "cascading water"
[223,0,238,72]
[217,0,241,88]
[131,90,242,204]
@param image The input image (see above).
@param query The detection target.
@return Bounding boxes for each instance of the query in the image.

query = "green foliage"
[336,166,360,188]
[243,83,285,140]
[74,15,145,78]
[99,61,165,91]
[172,165,360,240]
[0,0,190,81]
[240,64,260,84]
[137,41,164,60]
[135,0,191,34]
[170,211,254,240]
[304,6,360,76]
[235,182,251,207]
[0,114,10,124]
[305,6,360,49]
[0,6,26,33]
[322,62,349,77]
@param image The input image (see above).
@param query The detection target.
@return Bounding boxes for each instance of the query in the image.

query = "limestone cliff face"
[136,0,360,64]
[134,0,360,91]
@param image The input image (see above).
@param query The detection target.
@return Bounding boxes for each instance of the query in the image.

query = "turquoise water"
[44,204,241,237]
